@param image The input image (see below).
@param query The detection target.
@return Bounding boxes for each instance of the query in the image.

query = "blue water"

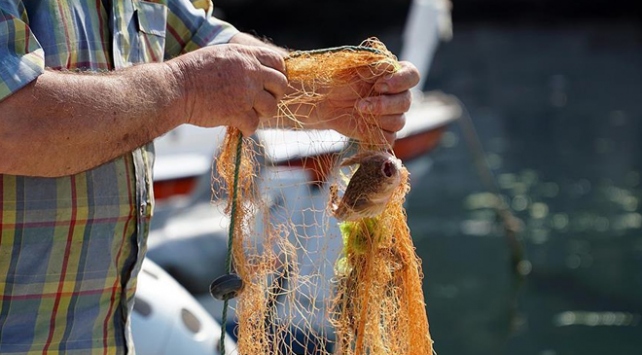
[409,21,642,355]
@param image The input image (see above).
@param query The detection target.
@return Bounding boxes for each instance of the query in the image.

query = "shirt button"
[139,202,147,217]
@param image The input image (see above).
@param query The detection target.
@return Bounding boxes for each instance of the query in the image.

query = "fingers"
[254,47,287,75]
[351,123,397,146]
[373,61,420,94]
[262,67,288,99]
[369,114,406,133]
[357,90,412,116]
[253,89,279,118]
[324,112,398,146]
[243,46,289,134]
[356,61,397,84]
[354,61,416,143]
[253,47,288,101]
[352,116,401,145]
[232,89,276,137]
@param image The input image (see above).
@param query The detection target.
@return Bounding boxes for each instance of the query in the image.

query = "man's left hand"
[305,60,420,145]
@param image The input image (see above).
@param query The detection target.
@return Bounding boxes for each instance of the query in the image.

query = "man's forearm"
[0,63,184,177]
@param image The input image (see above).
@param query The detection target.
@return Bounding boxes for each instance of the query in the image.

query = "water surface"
[410,21,642,355]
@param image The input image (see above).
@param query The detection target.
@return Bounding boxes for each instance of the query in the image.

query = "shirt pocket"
[135,1,167,62]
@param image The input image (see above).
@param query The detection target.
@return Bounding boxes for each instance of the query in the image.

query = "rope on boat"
[219,133,244,355]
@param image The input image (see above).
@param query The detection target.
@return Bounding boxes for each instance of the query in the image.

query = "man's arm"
[0,44,288,177]
[0,64,182,177]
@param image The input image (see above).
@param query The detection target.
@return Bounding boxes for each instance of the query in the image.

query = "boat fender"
[210,273,244,301]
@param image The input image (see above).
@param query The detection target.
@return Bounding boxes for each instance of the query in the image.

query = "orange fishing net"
[212,38,433,355]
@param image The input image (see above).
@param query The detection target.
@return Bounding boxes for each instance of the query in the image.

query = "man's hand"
[167,44,289,137]
[301,60,420,144]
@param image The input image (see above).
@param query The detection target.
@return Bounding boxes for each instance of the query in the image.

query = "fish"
[329,151,404,221]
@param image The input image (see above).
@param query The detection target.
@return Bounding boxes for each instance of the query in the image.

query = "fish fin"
[339,151,380,167]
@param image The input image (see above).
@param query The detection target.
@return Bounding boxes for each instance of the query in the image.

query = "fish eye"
[382,160,395,178]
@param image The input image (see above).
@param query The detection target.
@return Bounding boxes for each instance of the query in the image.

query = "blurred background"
[213,1,642,354]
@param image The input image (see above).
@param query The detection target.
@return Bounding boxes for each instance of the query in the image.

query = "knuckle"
[373,97,387,114]
[362,98,382,115]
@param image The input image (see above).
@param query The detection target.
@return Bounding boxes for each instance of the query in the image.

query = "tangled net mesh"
[211,38,433,355]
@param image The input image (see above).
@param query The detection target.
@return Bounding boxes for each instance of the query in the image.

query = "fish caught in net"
[211,38,433,355]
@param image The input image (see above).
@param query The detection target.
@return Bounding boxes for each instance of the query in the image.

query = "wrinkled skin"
[308,61,419,145]
[168,43,289,136]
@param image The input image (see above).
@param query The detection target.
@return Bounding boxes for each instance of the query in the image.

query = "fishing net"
[210,38,433,355]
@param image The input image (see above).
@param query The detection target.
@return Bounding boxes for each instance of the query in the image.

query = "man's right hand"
[167,44,288,136]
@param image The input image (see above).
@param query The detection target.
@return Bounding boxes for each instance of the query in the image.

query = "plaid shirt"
[0,1,237,353]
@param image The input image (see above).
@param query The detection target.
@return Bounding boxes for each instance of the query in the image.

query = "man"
[0,1,419,353]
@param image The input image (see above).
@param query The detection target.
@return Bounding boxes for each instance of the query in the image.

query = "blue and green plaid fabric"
[0,1,238,353]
